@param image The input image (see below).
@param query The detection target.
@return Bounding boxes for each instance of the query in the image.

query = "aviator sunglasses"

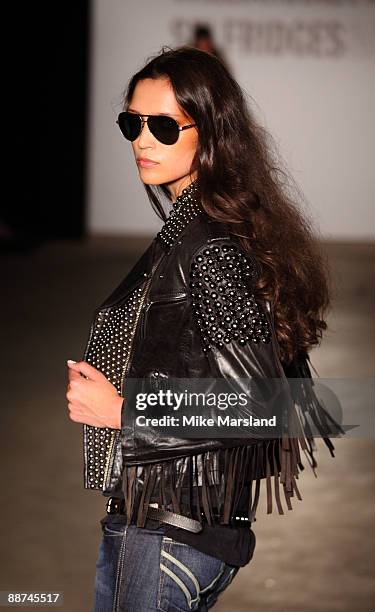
[117,111,197,145]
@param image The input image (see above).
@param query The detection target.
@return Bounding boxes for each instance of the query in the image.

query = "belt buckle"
[106,497,123,515]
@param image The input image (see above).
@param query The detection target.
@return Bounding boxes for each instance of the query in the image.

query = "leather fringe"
[121,352,343,527]
[283,351,345,475]
[121,436,306,528]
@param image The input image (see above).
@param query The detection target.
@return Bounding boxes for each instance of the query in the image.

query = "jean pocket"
[157,536,226,611]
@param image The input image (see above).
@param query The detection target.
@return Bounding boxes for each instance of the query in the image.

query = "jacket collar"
[96,180,204,310]
[156,179,204,251]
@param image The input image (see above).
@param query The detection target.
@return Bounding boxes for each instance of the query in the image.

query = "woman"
[66,46,342,611]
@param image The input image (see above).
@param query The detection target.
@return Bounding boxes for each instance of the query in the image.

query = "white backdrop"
[86,0,375,239]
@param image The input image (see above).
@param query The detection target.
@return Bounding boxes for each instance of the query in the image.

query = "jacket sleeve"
[186,238,294,433]
[190,238,344,438]
[188,239,274,369]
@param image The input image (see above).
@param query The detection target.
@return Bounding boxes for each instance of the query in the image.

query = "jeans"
[94,514,240,611]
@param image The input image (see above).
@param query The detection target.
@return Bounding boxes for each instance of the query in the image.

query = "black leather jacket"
[82,180,340,530]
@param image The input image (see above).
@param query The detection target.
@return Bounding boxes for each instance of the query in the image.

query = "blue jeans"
[94,515,240,611]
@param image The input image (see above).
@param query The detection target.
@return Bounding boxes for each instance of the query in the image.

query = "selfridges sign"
[171,0,375,58]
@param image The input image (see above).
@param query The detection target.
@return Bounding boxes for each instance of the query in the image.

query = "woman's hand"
[66,360,123,429]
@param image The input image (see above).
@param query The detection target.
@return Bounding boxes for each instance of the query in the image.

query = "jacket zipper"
[140,293,188,340]
[102,276,153,490]
[102,247,167,489]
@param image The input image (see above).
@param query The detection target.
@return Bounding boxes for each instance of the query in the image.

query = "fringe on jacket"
[121,352,345,527]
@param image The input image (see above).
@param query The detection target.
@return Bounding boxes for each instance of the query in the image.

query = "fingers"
[67,360,104,381]
[67,402,85,423]
[67,367,81,382]
[66,384,87,407]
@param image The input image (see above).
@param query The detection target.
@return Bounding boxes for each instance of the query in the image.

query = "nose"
[137,117,155,148]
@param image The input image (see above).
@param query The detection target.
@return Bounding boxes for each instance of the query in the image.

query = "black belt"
[106,497,251,533]
[106,497,203,533]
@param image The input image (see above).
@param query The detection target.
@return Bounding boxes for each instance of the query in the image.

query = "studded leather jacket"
[82,180,341,529]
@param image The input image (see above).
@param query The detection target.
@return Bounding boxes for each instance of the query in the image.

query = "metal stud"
[156,180,203,250]
[190,243,271,350]
[84,285,145,490]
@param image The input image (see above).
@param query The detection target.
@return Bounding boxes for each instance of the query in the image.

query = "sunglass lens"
[148,115,179,145]
[117,112,141,141]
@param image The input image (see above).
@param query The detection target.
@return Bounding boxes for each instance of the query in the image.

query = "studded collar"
[156,179,204,251]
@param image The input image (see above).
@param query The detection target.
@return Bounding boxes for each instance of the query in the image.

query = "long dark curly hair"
[122,46,332,366]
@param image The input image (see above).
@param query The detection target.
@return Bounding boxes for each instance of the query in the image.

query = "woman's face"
[126,78,198,198]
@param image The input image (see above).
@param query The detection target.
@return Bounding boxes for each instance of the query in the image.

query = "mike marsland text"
[135,415,277,427]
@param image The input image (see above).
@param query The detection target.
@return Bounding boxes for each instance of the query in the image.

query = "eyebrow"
[127,107,181,118]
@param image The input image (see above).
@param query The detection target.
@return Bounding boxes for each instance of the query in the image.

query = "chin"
[138,172,173,187]
[140,178,166,186]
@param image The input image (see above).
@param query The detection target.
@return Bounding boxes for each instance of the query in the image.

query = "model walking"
[66,46,342,611]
